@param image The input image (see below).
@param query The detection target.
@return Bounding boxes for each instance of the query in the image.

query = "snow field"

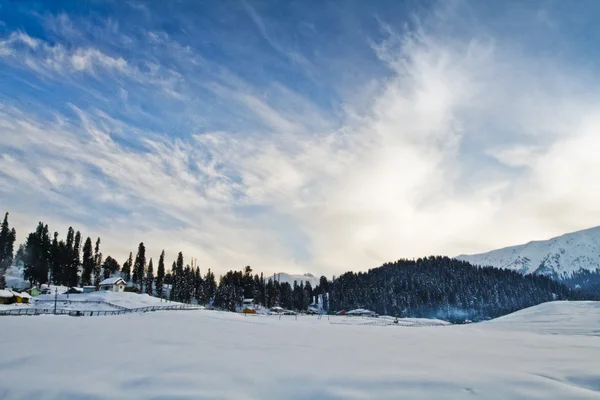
[0,301,599,399]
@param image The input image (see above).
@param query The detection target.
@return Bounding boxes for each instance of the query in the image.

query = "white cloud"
[2,3,600,278]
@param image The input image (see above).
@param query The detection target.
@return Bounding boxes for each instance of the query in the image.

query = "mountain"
[268,272,321,288]
[456,226,600,278]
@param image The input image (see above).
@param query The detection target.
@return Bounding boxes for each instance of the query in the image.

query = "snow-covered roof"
[243,298,254,303]
[83,285,96,289]
[0,289,15,298]
[99,277,125,286]
[13,291,31,299]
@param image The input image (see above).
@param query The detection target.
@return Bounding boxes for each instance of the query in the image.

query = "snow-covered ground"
[1,301,598,399]
[35,291,181,309]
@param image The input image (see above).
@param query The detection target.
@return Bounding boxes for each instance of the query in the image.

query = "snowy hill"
[267,272,320,287]
[457,226,600,277]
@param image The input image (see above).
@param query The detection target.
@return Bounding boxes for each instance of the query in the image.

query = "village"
[0,273,382,319]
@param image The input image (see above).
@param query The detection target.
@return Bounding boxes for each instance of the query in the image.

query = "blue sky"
[2,0,600,276]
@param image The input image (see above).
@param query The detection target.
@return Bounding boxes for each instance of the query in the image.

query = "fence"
[0,301,201,317]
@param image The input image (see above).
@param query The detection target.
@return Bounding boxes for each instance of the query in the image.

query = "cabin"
[346,309,378,317]
[0,289,15,305]
[12,290,31,304]
[64,287,83,295]
[98,277,126,292]
[82,286,97,293]
[242,298,256,314]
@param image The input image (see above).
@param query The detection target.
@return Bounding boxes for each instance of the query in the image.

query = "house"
[242,298,256,314]
[0,289,15,305]
[346,308,378,317]
[98,277,126,292]
[12,290,31,304]
[26,287,41,297]
[82,285,97,293]
[63,287,83,295]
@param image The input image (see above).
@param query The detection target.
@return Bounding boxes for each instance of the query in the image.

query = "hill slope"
[456,226,600,277]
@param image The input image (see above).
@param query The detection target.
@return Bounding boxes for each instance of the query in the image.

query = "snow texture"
[1,301,599,399]
[457,226,600,276]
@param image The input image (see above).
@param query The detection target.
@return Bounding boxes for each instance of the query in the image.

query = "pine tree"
[146,258,154,295]
[169,261,177,301]
[67,231,82,288]
[93,238,102,289]
[80,237,94,286]
[0,212,17,289]
[194,266,203,303]
[132,242,146,292]
[122,252,133,282]
[204,268,217,305]
[102,256,120,279]
[155,250,165,298]
[23,222,51,287]
[175,252,184,301]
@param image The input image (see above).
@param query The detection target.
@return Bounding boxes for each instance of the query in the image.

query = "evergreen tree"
[169,261,177,301]
[93,238,102,289]
[49,232,60,284]
[80,237,94,286]
[132,242,146,292]
[102,256,120,279]
[67,231,82,287]
[155,250,165,298]
[122,252,133,282]
[23,222,51,287]
[193,266,200,302]
[0,212,17,289]
[203,268,217,305]
[174,252,184,301]
[146,258,154,295]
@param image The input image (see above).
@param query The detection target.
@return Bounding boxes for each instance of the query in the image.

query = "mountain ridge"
[456,226,600,277]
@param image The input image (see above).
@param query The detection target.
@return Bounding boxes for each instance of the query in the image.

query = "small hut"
[0,289,15,305]
[12,291,31,304]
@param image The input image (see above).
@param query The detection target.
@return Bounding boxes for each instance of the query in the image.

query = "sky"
[1,0,600,278]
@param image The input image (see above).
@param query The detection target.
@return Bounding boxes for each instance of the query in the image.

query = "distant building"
[0,289,15,304]
[242,298,256,314]
[98,277,126,292]
[12,290,31,304]
[82,286,97,293]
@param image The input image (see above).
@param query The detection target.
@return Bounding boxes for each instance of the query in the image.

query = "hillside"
[456,226,600,278]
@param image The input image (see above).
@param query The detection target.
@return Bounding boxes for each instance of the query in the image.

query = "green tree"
[80,237,94,286]
[132,242,146,292]
[145,258,154,295]
[155,250,165,298]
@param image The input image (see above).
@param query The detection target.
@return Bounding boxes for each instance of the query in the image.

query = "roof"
[243,298,254,303]
[83,285,96,289]
[99,277,125,286]
[0,289,15,298]
[13,291,31,299]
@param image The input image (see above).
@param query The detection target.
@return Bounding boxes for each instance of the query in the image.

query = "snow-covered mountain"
[456,226,600,278]
[267,272,321,287]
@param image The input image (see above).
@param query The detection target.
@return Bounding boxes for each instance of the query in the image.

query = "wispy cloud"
[1,1,600,276]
